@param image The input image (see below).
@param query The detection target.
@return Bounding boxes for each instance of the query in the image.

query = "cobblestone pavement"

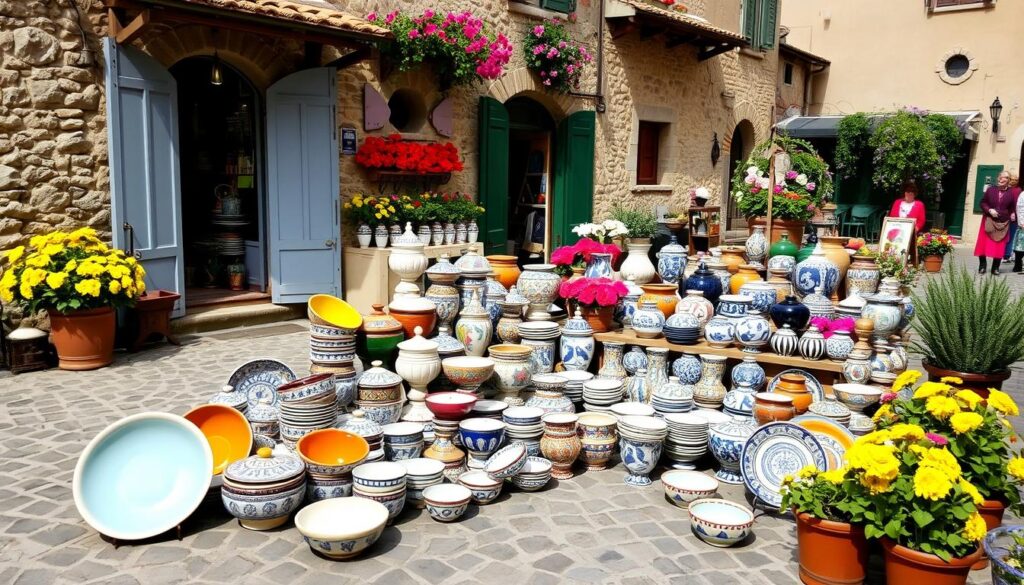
[0,251,1017,585]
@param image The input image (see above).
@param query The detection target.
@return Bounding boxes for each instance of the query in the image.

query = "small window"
[637,121,667,186]
[930,0,990,11]
[944,54,970,78]
[783,62,794,85]
[388,89,427,133]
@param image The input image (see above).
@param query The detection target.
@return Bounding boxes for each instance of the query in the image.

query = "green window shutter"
[973,164,1004,214]
[540,0,576,14]
[478,96,510,256]
[758,0,778,49]
[742,0,757,44]
[553,110,596,248]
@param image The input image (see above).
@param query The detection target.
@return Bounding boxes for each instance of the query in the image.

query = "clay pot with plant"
[228,263,246,291]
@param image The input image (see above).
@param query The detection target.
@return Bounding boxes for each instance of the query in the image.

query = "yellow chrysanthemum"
[29,235,47,248]
[781,473,795,486]
[925,395,960,419]
[1007,457,1024,481]
[854,429,892,447]
[892,370,922,392]
[888,423,925,442]
[954,389,983,410]
[374,213,382,220]
[108,280,121,294]
[919,448,961,480]
[847,443,900,481]
[41,243,63,256]
[65,259,77,272]
[74,278,101,297]
[960,479,984,506]
[941,376,964,385]
[860,474,893,494]
[25,254,50,268]
[914,381,952,400]
[19,280,34,299]
[135,278,146,294]
[949,412,985,435]
[872,403,893,422]
[45,272,67,289]
[23,268,46,287]
[988,390,1020,417]
[914,465,953,500]
[387,206,395,213]
[820,467,847,484]
[4,245,25,265]
[797,464,818,479]
[963,512,987,542]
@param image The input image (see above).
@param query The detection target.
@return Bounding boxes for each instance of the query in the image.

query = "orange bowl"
[184,404,254,475]
[296,429,370,475]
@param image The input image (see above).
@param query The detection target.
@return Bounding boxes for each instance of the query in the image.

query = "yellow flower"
[0,270,15,302]
[954,390,983,410]
[781,473,795,486]
[19,280,34,299]
[914,381,951,400]
[1008,457,1024,481]
[963,512,987,542]
[919,447,961,480]
[343,203,351,210]
[860,474,893,494]
[960,479,984,505]
[854,429,891,446]
[374,213,382,220]
[941,376,964,385]
[872,403,893,422]
[25,253,50,268]
[925,395,960,419]
[797,464,818,479]
[4,245,25,265]
[41,243,63,256]
[949,412,984,435]
[135,278,146,294]
[820,467,847,484]
[387,206,395,213]
[847,443,900,482]
[108,280,121,294]
[29,235,47,248]
[893,370,922,392]
[988,389,1019,416]
[914,465,953,500]
[74,278,101,297]
[23,268,46,287]
[887,423,925,442]
[354,200,363,208]
[45,272,67,289]
[65,259,78,272]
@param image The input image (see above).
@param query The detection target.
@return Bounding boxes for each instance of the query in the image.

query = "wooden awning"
[604,0,746,60]
[106,0,391,48]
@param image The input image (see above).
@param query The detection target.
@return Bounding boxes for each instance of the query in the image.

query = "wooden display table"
[342,243,484,314]
[594,329,843,394]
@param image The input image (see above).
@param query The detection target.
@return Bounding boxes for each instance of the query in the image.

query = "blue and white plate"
[792,414,855,471]
[767,369,825,403]
[740,422,827,509]
[228,359,297,408]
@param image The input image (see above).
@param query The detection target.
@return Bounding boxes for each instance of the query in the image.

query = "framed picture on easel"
[878,217,917,259]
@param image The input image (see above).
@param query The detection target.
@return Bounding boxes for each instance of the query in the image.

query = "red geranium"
[559,277,628,308]
[355,134,464,174]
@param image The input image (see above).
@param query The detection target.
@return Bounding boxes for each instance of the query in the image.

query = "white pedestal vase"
[388,222,428,299]
[397,327,441,423]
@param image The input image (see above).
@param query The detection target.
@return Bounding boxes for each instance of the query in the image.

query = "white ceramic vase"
[620,239,657,285]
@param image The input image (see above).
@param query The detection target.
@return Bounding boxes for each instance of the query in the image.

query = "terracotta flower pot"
[881,537,982,585]
[795,512,868,585]
[580,305,615,333]
[973,499,1007,570]
[923,255,944,273]
[922,361,1011,400]
[47,307,116,370]
[749,217,807,248]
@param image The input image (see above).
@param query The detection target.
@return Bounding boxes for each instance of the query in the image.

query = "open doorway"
[506,96,556,263]
[170,57,269,309]
[725,120,755,232]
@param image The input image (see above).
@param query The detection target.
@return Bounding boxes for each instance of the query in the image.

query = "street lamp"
[210,50,224,86]
[990,97,1002,135]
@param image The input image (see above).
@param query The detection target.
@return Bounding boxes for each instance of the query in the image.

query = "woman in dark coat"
[976,171,1016,275]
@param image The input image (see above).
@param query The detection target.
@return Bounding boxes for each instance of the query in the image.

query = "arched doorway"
[506,96,556,263]
[169,57,266,305]
[726,120,756,231]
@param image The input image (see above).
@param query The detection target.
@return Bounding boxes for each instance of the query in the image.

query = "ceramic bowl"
[399,457,445,480]
[74,412,213,541]
[277,373,337,403]
[510,457,552,491]
[458,418,507,456]
[221,480,306,529]
[353,486,407,522]
[310,323,354,340]
[423,484,472,522]
[832,383,883,413]
[661,470,719,507]
[688,498,755,547]
[425,392,477,420]
[184,404,254,476]
[381,422,425,444]
[442,356,495,388]
[484,442,528,480]
[352,461,408,493]
[357,400,403,426]
[294,497,388,559]
[502,406,544,425]
[306,475,353,501]
[296,429,370,475]
[457,470,503,505]
[610,402,657,419]
[471,400,508,418]
[308,294,362,332]
[383,441,424,461]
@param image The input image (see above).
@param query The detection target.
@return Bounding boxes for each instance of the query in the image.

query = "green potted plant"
[227,262,246,291]
[344,194,384,247]
[610,206,657,284]
[911,261,1024,396]
[0,228,147,370]
[876,248,919,289]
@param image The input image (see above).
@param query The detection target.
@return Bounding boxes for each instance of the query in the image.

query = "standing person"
[888,180,927,232]
[976,170,1016,275]
[1013,184,1024,272]
[1003,173,1022,262]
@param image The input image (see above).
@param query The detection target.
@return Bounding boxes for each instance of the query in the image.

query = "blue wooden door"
[266,68,341,302]
[103,39,186,316]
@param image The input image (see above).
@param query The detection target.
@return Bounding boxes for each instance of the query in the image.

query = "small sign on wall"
[341,127,357,155]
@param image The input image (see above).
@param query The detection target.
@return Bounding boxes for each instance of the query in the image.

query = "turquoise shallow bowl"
[73,413,213,540]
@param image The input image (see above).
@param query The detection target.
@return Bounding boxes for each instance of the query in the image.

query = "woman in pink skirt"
[976,170,1016,275]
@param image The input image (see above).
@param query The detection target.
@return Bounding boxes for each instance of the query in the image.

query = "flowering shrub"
[571,220,629,244]
[874,370,1024,512]
[355,134,464,174]
[522,17,592,93]
[550,238,622,277]
[370,10,512,86]
[344,194,399,226]
[781,462,870,524]
[916,230,956,257]
[558,277,628,308]
[730,135,833,221]
[0,228,147,314]
[875,248,919,286]
[808,316,856,340]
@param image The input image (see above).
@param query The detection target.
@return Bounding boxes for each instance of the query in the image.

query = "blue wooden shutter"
[540,0,576,14]
[103,39,186,317]
[759,0,778,49]
[553,110,596,248]
[266,68,341,303]
[478,97,510,256]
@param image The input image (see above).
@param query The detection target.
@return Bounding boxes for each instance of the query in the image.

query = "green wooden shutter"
[478,96,510,256]
[553,110,596,248]
[742,0,757,44]
[540,0,576,14]
[972,164,1004,214]
[759,0,778,49]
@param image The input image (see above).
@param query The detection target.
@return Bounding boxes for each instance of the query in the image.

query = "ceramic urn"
[396,326,441,423]
[388,222,429,298]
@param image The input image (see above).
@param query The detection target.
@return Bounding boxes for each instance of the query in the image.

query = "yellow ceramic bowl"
[308,295,363,331]
[184,404,254,475]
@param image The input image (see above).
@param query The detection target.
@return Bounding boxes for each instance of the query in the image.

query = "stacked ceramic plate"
[511,456,553,492]
[277,374,338,447]
[501,406,544,456]
[558,370,594,405]
[309,325,357,366]
[651,384,694,415]
[352,461,408,524]
[664,313,701,345]
[470,400,508,420]
[399,458,445,508]
[808,398,852,427]
[210,212,248,228]
[609,402,656,420]
[216,233,245,256]
[582,378,625,412]
[617,415,669,443]
[663,412,710,469]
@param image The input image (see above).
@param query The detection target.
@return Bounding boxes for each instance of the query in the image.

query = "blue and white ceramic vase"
[374,225,389,248]
[560,310,595,372]
[770,325,799,356]
[734,309,771,353]
[803,286,835,321]
[708,417,756,484]
[631,301,665,339]
[798,325,826,361]
[356,224,372,248]
[483,275,508,328]
[739,281,777,314]
[622,346,648,375]
[626,368,650,403]
[767,254,796,275]
[723,383,757,418]
[416,224,432,245]
[443,222,456,245]
[431,222,444,246]
[598,342,629,381]
[672,354,702,385]
[731,356,766,391]
[693,355,728,409]
[656,235,688,285]
[682,261,723,306]
[744,225,768,265]
[643,348,670,400]
[615,280,644,328]
[704,316,736,348]
[716,294,751,323]
[619,437,664,487]
[584,252,613,279]
[825,330,855,362]
[792,242,840,298]
[455,222,468,244]
[769,295,811,331]
[861,290,903,341]
[467,220,479,244]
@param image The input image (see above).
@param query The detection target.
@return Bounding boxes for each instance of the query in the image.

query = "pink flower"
[880,392,898,404]
[806,182,816,191]
[424,23,438,35]
[543,79,552,86]
[423,9,435,18]
[750,186,761,194]
[533,25,545,37]
[539,70,547,77]
[558,40,567,49]
[551,245,577,266]
[408,29,420,39]
[926,432,949,446]
[533,44,546,55]
[550,70,558,78]
[774,184,783,194]
[786,170,798,180]
[367,12,377,21]
[579,286,598,305]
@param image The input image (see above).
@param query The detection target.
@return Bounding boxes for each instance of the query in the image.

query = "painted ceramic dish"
[294,497,389,559]
[688,499,755,548]
[792,414,855,471]
[740,422,827,509]
[73,412,213,540]
[296,429,370,475]
[308,294,363,331]
[766,369,825,403]
[228,359,297,408]
[183,404,254,475]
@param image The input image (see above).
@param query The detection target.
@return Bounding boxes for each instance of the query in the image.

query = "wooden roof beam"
[116,9,152,44]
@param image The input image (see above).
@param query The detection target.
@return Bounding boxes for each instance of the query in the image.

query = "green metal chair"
[833,204,852,236]
[844,204,880,241]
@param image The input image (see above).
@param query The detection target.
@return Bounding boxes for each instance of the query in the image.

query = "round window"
[944,54,970,79]
[388,89,427,133]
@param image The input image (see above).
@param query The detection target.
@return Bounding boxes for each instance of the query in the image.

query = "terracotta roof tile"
[615,0,745,43]
[173,0,391,39]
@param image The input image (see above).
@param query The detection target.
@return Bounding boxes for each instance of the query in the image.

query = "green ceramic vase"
[769,233,798,258]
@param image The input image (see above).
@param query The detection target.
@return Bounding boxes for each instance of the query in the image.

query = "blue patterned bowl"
[458,418,507,457]
[423,484,472,522]
[688,498,754,547]
[294,497,388,559]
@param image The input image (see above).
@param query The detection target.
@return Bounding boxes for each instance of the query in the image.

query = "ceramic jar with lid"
[221,447,307,530]
[560,309,595,372]
[396,327,441,423]
[517,264,561,321]
[730,264,763,295]
[835,290,866,319]
[455,289,493,357]
[708,417,756,484]
[639,283,680,318]
[683,261,723,306]
[247,396,280,438]
[702,257,731,298]
[339,409,385,458]
[770,325,799,356]
[389,223,428,298]
[357,361,404,425]
[483,273,508,327]
[675,290,714,332]
[792,242,840,298]
[769,294,811,331]
[425,254,462,329]
[774,373,813,413]
[209,384,248,413]
[803,286,834,321]
[745,225,768,265]
[631,301,666,339]
[454,250,492,298]
[656,235,688,284]
[388,295,437,339]
[734,309,771,353]
[799,325,826,361]
[360,304,405,367]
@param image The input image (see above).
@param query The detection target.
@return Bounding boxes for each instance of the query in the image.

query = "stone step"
[171,303,304,336]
